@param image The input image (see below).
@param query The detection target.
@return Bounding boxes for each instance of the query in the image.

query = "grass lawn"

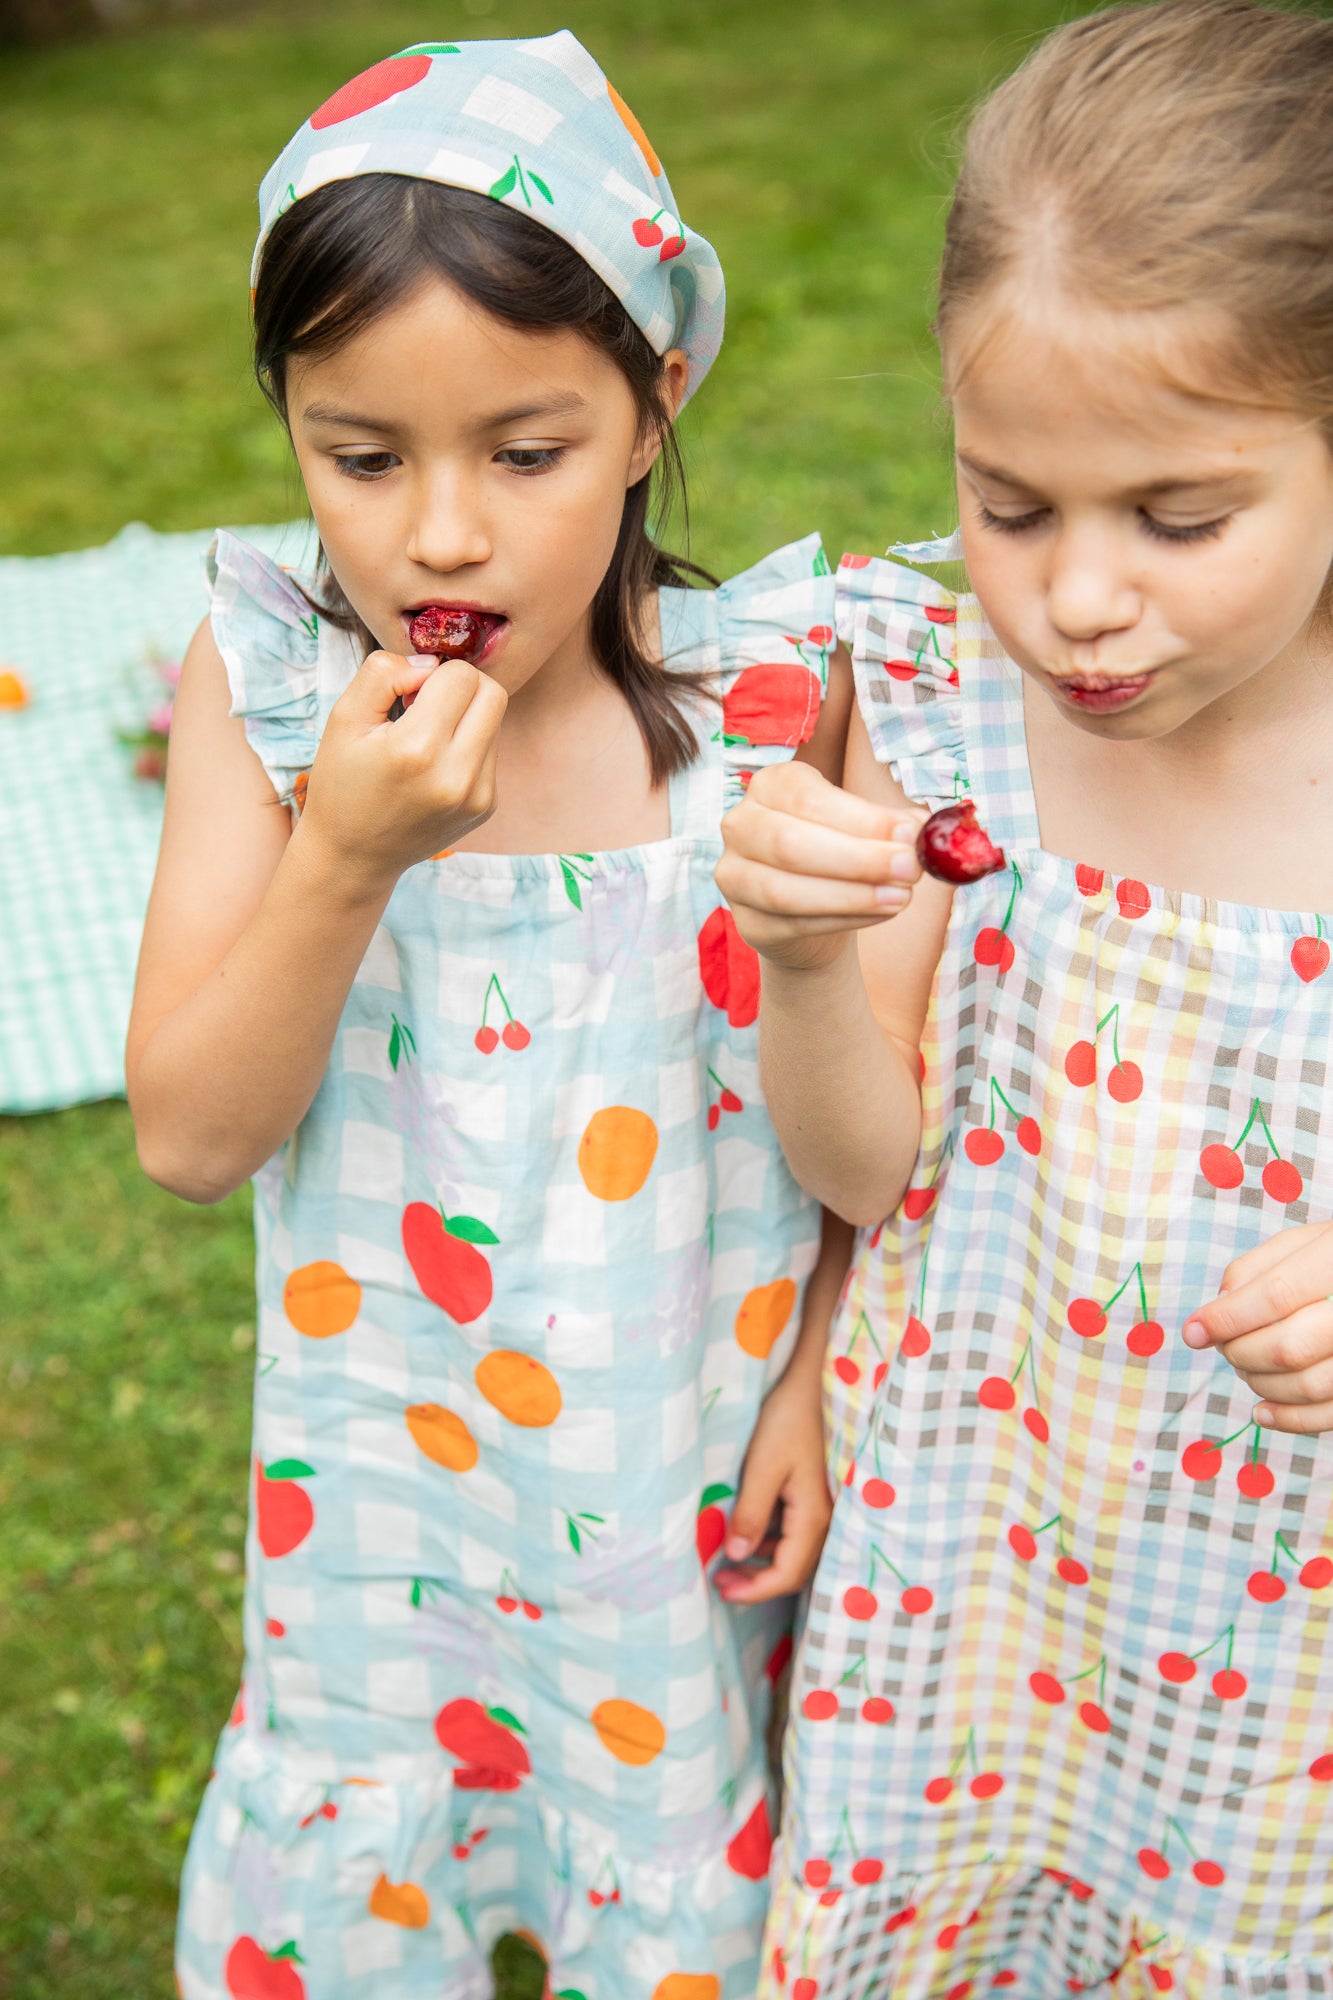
[0,0,1072,1993]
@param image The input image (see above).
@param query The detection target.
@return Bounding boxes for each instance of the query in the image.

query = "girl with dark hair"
[125,33,854,2000]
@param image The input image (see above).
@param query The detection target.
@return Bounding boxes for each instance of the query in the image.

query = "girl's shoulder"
[660,531,838,804]
[834,538,969,811]
[207,530,333,812]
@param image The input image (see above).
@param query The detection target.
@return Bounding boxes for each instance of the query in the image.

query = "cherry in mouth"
[409,605,487,659]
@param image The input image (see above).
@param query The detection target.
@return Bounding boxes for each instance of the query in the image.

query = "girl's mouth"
[1053,671,1155,713]
[405,604,508,665]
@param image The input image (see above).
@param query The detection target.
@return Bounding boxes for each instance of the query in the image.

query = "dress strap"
[660,583,725,843]
[956,595,1042,854]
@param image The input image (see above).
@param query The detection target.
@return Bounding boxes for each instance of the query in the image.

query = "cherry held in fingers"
[916,801,1006,885]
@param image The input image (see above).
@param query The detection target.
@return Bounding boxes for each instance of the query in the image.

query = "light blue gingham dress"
[175,532,830,2000]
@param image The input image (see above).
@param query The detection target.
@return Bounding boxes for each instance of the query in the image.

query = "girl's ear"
[627,348,690,486]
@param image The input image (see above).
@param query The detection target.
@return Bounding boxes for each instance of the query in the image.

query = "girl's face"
[285,274,686,696]
[947,295,1333,741]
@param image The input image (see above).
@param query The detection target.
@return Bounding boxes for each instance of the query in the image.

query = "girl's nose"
[1044,525,1141,644]
[406,471,492,575]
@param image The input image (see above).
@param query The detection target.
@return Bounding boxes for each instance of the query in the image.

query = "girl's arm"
[126,620,504,1203]
[716,703,953,1226]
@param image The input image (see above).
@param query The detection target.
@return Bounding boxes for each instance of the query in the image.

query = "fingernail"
[891,820,920,844]
[1254,1404,1274,1428]
[1181,1319,1209,1349]
[725,1535,754,1562]
[887,851,920,882]
[408,653,438,668]
[874,884,911,907]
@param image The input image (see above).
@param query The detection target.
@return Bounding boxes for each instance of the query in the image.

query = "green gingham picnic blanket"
[0,520,313,1114]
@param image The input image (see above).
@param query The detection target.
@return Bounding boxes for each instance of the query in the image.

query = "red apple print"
[973,926,1016,972]
[1248,1570,1285,1603]
[1107,1061,1143,1102]
[1199,1144,1244,1190]
[310,53,433,129]
[1181,1439,1222,1481]
[1016,1116,1041,1155]
[916,800,1006,884]
[698,905,760,1028]
[1009,1525,1038,1561]
[1262,1157,1303,1204]
[1127,1319,1164,1357]
[1079,1702,1110,1733]
[978,1375,1016,1410]
[722,662,821,748]
[1211,1668,1247,1700]
[803,1858,832,1889]
[502,1020,530,1051]
[1192,1859,1225,1888]
[924,1775,953,1803]
[803,1689,839,1721]
[1138,1847,1171,1880]
[851,1857,884,1885]
[632,217,664,246]
[1030,1671,1065,1705]
[861,1695,894,1723]
[434,1698,530,1778]
[255,1458,315,1559]
[1065,1040,1097,1087]
[884,1904,916,1932]
[970,1771,1003,1798]
[475,1025,500,1054]
[1075,863,1105,896]
[1159,1652,1196,1684]
[844,1585,878,1621]
[903,1186,937,1220]
[452,1765,521,1792]
[224,1938,306,2000]
[1310,1753,1333,1781]
[793,1981,819,2000]
[696,1483,732,1566]
[1115,878,1151,920]
[901,1584,933,1615]
[863,1477,895,1509]
[1067,1298,1107,1339]
[1056,1556,1089,1586]
[901,1316,931,1357]
[1292,934,1329,982]
[1300,1556,1333,1589]
[402,1201,495,1324]
[1236,1461,1274,1499]
[965,1128,1005,1165]
[726,1797,773,1879]
[1023,1408,1050,1442]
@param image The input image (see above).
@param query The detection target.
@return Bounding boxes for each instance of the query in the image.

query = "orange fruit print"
[577,1106,659,1200]
[734,1277,797,1359]
[405,1402,478,1470]
[367,1874,430,1927]
[282,1260,360,1338]
[591,1697,667,1765]
[607,81,661,174]
[475,1350,562,1428]
[651,1978,721,2000]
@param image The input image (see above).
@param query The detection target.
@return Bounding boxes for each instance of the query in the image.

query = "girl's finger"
[1233,1351,1333,1408]
[732,798,921,888]
[717,853,912,923]
[1255,1396,1333,1436]
[1213,1227,1313,1295]
[744,760,923,843]
[338,649,441,726]
[1212,1298,1333,1378]
[1184,1237,1333,1349]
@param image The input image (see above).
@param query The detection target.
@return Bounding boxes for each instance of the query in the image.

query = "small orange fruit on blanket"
[475,1350,562,1428]
[283,1260,360,1338]
[368,1874,430,1927]
[734,1277,797,1359]
[591,1698,666,1766]
[652,1978,721,2000]
[405,1403,478,1471]
[577,1106,658,1201]
[0,671,28,709]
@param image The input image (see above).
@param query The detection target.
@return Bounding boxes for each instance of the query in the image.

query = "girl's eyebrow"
[956,448,1255,500]
[299,394,589,434]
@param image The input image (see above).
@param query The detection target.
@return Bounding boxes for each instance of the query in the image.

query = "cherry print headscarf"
[253,30,724,404]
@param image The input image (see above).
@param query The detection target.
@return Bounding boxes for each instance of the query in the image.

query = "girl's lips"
[1053,671,1155,713]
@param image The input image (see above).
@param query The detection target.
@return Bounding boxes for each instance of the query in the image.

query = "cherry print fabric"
[176,534,833,2000]
[762,551,1333,1999]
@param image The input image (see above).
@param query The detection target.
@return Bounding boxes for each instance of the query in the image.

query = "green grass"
[0,1,1076,1993]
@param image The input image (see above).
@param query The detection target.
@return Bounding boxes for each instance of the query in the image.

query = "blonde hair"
[939,0,1333,428]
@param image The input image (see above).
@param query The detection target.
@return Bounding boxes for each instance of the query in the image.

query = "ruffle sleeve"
[835,550,965,809]
[714,531,836,810]
[208,530,323,810]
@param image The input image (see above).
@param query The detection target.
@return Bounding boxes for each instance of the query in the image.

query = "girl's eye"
[977,503,1047,535]
[1140,512,1230,545]
[497,446,565,475]
[334,451,399,481]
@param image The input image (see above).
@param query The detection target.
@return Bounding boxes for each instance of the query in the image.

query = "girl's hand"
[715,761,924,974]
[300,650,506,889]
[713,1372,833,1604]
[1184,1221,1333,1433]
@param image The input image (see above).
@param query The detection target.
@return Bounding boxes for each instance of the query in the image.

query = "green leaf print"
[812,546,831,577]
[443,1213,500,1247]
[489,164,518,200]
[265,1458,315,1481]
[567,1516,583,1554]
[489,1705,527,1733]
[273,1943,305,1963]
[529,170,554,204]
[396,42,461,55]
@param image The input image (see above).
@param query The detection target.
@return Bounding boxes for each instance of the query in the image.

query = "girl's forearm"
[129,826,396,1203]
[759,942,923,1228]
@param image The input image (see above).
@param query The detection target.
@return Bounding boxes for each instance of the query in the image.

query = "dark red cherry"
[915,800,1007,885]
[409,605,486,659]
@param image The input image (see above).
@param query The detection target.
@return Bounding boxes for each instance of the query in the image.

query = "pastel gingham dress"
[763,550,1333,2000]
[176,532,833,2000]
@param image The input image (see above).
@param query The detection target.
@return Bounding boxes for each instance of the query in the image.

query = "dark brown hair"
[252,174,715,784]
[938,0,1333,431]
